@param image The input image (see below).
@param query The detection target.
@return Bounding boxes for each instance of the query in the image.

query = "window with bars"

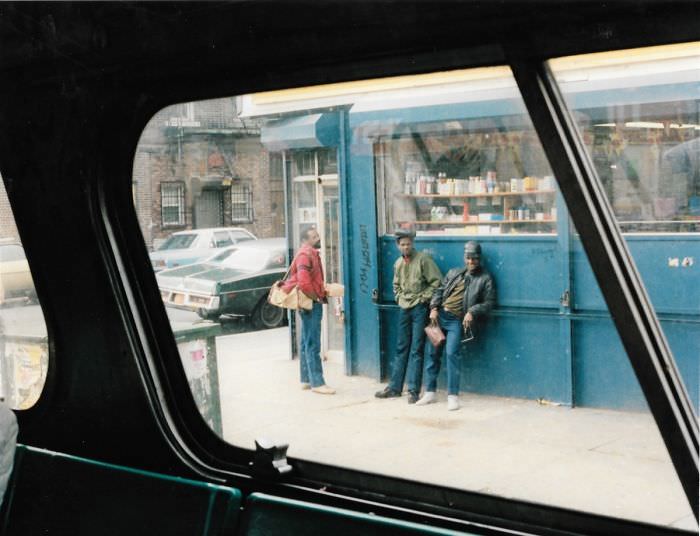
[231,181,253,222]
[161,182,185,226]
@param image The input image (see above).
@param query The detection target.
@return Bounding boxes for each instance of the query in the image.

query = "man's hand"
[429,308,438,322]
[462,311,473,329]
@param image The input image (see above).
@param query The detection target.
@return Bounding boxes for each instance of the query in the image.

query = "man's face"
[398,237,414,257]
[465,254,480,273]
[306,229,321,249]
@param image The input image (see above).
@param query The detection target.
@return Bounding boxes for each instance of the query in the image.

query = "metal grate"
[231,181,253,222]
[161,182,185,226]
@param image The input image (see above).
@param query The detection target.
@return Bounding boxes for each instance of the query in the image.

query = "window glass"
[0,176,49,410]
[231,181,253,223]
[213,231,233,248]
[161,182,186,226]
[377,127,557,236]
[231,230,254,242]
[550,46,699,464]
[133,64,695,530]
[550,43,699,233]
[157,233,197,250]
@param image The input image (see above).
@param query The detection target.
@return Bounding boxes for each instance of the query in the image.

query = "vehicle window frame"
[108,25,699,536]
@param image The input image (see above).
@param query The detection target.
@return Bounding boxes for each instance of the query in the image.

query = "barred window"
[161,182,185,226]
[231,180,253,222]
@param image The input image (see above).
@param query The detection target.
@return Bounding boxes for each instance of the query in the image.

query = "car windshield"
[157,233,198,250]
[216,248,270,271]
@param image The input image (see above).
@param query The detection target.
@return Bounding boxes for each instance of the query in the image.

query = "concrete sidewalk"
[215,327,696,531]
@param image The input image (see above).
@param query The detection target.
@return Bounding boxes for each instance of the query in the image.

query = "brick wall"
[132,98,286,250]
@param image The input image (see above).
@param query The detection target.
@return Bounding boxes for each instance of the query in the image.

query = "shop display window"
[375,118,558,236]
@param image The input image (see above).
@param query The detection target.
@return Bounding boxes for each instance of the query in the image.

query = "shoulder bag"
[267,253,313,311]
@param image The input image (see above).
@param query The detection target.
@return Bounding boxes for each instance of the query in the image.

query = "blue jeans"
[389,303,428,393]
[424,309,463,395]
[299,302,325,387]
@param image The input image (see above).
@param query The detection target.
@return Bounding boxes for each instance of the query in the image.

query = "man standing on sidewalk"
[416,241,496,410]
[375,228,442,404]
[284,227,335,395]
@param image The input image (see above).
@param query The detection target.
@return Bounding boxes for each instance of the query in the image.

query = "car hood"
[156,263,255,293]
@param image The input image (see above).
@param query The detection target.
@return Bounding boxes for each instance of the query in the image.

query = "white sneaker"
[301,383,311,390]
[311,385,336,395]
[447,395,460,411]
[414,392,436,406]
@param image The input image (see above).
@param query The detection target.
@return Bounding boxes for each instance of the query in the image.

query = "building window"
[161,182,185,226]
[231,180,253,222]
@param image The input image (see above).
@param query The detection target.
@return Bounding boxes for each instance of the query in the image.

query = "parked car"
[0,242,36,305]
[150,227,257,272]
[156,238,288,328]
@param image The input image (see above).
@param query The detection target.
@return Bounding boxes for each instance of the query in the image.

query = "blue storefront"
[258,70,699,412]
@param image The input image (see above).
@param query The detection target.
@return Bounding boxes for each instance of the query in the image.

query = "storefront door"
[288,148,345,364]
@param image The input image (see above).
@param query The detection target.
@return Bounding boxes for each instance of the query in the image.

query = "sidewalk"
[214,327,696,531]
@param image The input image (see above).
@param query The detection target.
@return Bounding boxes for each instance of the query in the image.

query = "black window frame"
[107,8,699,536]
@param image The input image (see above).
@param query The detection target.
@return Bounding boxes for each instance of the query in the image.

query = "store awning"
[260,113,339,151]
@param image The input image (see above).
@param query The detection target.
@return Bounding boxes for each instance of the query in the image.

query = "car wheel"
[252,298,285,330]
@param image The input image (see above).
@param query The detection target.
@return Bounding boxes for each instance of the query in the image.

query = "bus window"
[132,61,696,530]
[0,175,49,410]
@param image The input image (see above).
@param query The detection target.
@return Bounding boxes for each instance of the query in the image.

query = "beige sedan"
[0,243,36,305]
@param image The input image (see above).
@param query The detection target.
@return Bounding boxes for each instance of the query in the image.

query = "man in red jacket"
[283,228,335,394]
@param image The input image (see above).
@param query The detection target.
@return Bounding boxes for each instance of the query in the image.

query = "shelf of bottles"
[399,171,558,235]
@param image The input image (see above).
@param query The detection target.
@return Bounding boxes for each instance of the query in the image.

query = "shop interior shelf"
[398,190,557,198]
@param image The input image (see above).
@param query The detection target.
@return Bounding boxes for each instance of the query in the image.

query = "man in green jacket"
[375,228,442,403]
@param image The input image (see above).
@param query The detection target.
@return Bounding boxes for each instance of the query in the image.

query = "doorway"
[287,148,345,364]
[195,189,224,228]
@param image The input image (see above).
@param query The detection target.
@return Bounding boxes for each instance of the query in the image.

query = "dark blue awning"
[261,113,339,151]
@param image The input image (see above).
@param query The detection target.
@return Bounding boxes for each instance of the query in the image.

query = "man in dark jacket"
[415,241,496,410]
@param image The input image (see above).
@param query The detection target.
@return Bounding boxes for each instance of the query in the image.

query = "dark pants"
[388,303,428,393]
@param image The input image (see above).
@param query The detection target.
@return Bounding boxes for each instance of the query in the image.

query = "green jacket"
[393,250,442,309]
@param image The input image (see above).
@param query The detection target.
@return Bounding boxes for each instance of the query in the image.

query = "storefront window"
[357,68,559,237]
[551,42,699,233]
[376,124,557,236]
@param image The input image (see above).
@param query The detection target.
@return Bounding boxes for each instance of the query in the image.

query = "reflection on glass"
[550,43,700,233]
[132,60,697,530]
[0,179,49,409]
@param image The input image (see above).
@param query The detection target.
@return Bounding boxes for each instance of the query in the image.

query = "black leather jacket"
[429,266,496,322]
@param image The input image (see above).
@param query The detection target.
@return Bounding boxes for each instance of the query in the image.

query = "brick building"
[133,97,285,250]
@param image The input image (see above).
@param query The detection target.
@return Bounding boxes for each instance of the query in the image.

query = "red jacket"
[282,243,326,301]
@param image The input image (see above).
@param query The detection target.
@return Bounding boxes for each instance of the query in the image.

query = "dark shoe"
[375,386,401,399]
[407,391,419,404]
